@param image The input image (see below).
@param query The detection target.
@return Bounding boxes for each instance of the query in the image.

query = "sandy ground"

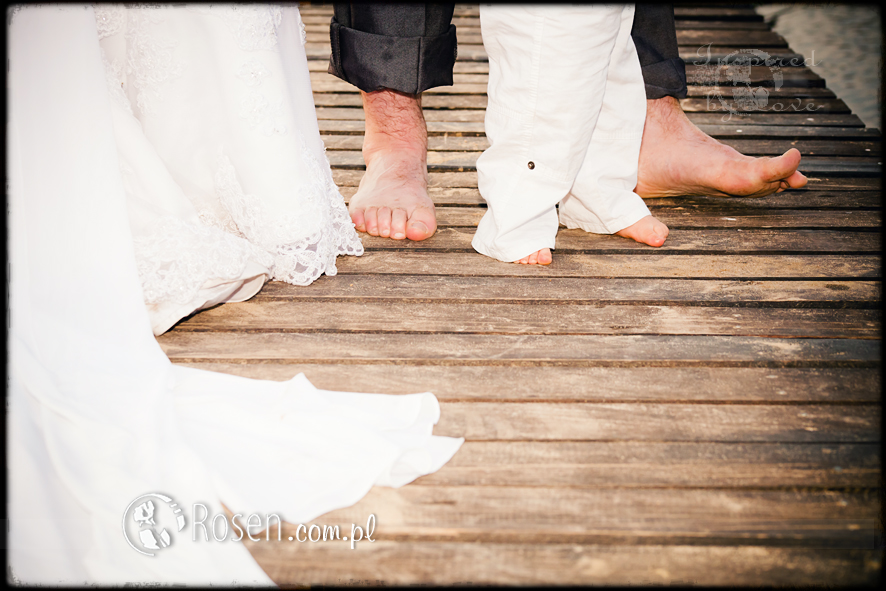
[755,4,882,130]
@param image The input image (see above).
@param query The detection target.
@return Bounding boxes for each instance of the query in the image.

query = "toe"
[377,207,392,238]
[538,249,553,265]
[391,208,408,239]
[364,207,379,236]
[763,148,803,182]
[350,208,366,232]
[528,251,539,265]
[785,170,808,189]
[406,206,437,241]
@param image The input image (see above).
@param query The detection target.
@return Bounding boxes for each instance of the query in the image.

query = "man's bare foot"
[348,90,437,241]
[636,96,808,198]
[514,248,553,265]
[616,215,669,247]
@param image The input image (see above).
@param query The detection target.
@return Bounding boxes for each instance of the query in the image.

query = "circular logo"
[122,493,187,556]
[713,48,783,117]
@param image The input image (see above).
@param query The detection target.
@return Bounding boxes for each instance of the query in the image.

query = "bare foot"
[514,248,553,265]
[348,90,437,241]
[636,96,808,198]
[616,215,669,247]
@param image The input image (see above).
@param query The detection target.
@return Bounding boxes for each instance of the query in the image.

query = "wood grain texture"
[170,364,881,402]
[249,543,881,587]
[342,206,881,229]
[225,5,883,585]
[280,486,879,543]
[157,332,880,367]
[357,227,881,253]
[328,251,880,279]
[321,134,880,157]
[255,276,881,307]
[174,300,881,339]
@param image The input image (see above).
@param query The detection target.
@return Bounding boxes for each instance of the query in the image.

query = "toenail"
[527,161,535,170]
[393,232,405,239]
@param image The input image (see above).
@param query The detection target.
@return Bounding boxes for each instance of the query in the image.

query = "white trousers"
[472,5,651,262]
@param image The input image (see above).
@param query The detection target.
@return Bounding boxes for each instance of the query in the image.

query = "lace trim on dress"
[124,8,184,115]
[213,149,362,286]
[133,215,274,305]
[296,9,307,45]
[187,5,284,52]
[94,4,126,40]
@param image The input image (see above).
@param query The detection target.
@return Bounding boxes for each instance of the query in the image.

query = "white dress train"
[8,5,463,585]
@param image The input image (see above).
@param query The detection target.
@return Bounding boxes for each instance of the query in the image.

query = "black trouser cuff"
[328,20,457,94]
[642,57,688,100]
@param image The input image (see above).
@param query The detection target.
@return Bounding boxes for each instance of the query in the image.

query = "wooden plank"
[799,177,882,190]
[684,112,866,127]
[334,171,883,191]
[404,207,883,229]
[338,186,882,210]
[175,300,881,339]
[415,441,881,487]
[172,364,883,403]
[330,252,880,279]
[156,332,881,367]
[429,402,880,442]
[250,543,881,587]
[675,30,786,46]
[357,227,881,254]
[327,150,882,175]
[312,92,852,115]
[674,8,763,21]
[643,191,882,210]
[285,486,878,543]
[256,276,881,307]
[315,106,867,127]
[320,119,881,140]
[322,134,881,158]
[342,203,884,231]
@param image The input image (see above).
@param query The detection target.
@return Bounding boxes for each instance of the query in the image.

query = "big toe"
[405,207,437,241]
[647,224,669,247]
[764,148,803,181]
[350,208,366,232]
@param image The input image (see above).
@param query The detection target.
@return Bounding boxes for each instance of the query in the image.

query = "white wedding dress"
[8,5,462,585]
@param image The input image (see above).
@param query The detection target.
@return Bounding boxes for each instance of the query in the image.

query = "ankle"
[362,90,427,141]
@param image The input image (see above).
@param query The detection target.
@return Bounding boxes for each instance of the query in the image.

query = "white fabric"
[97,3,363,335]
[472,5,651,262]
[8,5,463,585]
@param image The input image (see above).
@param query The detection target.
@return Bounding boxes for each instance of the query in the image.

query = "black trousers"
[328,4,687,100]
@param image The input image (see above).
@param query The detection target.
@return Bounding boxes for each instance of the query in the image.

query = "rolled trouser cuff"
[328,20,457,94]
[642,57,688,99]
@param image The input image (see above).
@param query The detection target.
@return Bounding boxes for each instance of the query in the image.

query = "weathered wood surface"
[159,4,882,586]
[319,252,880,279]
[248,543,880,587]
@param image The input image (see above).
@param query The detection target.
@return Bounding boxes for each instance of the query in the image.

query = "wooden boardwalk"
[157,4,882,586]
